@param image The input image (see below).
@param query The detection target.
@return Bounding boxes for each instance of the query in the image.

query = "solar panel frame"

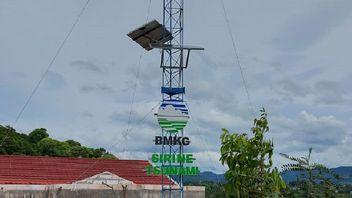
[127,20,172,51]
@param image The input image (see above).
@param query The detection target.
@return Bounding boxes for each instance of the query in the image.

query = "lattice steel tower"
[128,1,203,197]
[160,0,185,197]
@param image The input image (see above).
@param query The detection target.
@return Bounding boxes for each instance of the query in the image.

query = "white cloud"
[270,111,348,158]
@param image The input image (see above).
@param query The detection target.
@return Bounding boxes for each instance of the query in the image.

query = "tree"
[65,139,81,147]
[101,152,118,160]
[38,138,70,157]
[0,125,38,155]
[70,146,90,157]
[220,109,285,197]
[92,148,106,158]
[29,128,49,143]
[0,126,17,154]
[280,148,340,197]
[0,125,118,159]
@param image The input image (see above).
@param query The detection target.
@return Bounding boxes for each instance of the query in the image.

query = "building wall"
[0,184,205,198]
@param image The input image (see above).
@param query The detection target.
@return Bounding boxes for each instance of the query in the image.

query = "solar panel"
[127,20,172,51]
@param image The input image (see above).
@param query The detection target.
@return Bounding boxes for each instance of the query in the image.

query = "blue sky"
[0,0,351,173]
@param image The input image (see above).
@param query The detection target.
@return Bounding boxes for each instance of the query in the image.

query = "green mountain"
[185,167,352,185]
[282,166,352,184]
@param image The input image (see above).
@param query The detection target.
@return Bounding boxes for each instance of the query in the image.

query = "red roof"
[0,155,174,185]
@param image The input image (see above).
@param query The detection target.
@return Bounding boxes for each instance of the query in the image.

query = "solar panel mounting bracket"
[151,43,204,69]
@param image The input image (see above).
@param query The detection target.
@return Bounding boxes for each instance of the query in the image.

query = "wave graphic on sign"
[157,102,189,133]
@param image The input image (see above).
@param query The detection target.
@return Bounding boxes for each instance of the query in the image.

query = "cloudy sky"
[1,0,351,173]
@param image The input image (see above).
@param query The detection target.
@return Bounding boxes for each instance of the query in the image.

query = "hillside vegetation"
[0,125,117,159]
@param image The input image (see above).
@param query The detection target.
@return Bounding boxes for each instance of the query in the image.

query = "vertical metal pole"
[169,0,173,92]
[161,128,165,198]
[180,130,184,197]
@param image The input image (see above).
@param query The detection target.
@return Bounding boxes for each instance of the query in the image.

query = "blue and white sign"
[157,101,190,134]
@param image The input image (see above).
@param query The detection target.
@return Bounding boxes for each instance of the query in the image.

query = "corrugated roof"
[0,155,174,185]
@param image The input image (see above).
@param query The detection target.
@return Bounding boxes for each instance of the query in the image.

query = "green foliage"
[70,146,91,158]
[101,152,118,160]
[0,125,117,159]
[0,125,39,155]
[337,184,352,197]
[281,148,343,197]
[220,109,286,198]
[28,128,49,143]
[38,138,70,157]
[92,148,106,158]
[65,139,81,147]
